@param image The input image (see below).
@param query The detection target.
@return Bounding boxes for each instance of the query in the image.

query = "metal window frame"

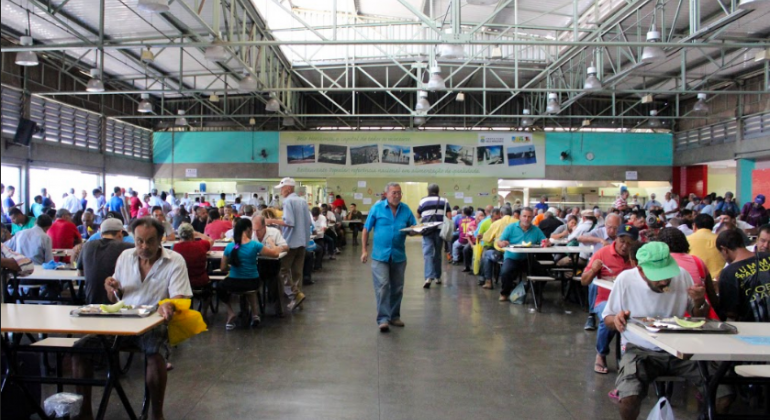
[29,95,101,150]
[105,118,152,161]
[1,85,23,136]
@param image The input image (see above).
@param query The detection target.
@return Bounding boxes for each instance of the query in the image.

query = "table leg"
[0,333,52,419]
[95,336,138,420]
[697,360,733,420]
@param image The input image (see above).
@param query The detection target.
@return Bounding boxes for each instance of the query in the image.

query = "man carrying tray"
[602,242,731,420]
[416,184,450,289]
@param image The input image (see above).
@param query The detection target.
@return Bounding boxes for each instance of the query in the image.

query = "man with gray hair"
[62,188,83,214]
[362,182,417,332]
[577,212,622,330]
[416,183,449,288]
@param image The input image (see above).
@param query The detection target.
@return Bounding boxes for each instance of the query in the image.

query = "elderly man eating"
[72,217,192,420]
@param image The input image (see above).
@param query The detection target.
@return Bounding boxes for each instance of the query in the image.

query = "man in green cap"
[602,241,728,420]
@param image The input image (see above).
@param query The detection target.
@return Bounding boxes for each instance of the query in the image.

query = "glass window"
[1,165,21,216]
[105,175,151,197]
[28,168,100,208]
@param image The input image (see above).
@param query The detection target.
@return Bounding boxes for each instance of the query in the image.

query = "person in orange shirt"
[533,208,546,226]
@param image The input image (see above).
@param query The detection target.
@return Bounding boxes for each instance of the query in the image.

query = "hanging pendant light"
[204,35,227,62]
[209,93,220,102]
[415,90,431,112]
[584,66,603,91]
[238,70,257,93]
[521,109,534,127]
[692,93,709,115]
[265,93,280,112]
[414,116,426,126]
[282,117,295,127]
[438,44,464,60]
[738,0,765,9]
[137,94,153,113]
[648,110,662,128]
[175,110,187,126]
[489,45,503,60]
[140,47,155,63]
[137,0,169,13]
[249,117,256,126]
[641,31,666,63]
[455,92,465,102]
[426,66,446,91]
[545,93,561,114]
[86,69,105,92]
[16,36,39,66]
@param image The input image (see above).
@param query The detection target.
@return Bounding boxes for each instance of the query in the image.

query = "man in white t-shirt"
[661,191,679,220]
[602,242,727,420]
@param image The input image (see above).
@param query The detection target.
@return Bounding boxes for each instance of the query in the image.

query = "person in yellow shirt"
[478,207,519,289]
[216,193,227,209]
[687,214,726,279]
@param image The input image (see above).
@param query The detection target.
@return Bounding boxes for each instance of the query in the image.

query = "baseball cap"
[616,225,639,241]
[636,242,680,281]
[725,191,733,197]
[55,209,71,219]
[580,209,594,217]
[756,194,766,205]
[546,207,558,215]
[100,218,126,234]
[276,177,296,189]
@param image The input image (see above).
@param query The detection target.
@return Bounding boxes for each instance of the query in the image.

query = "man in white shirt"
[662,191,679,220]
[602,242,722,420]
[74,217,191,420]
[149,189,164,208]
[713,210,755,234]
[643,193,661,210]
[62,188,83,214]
[179,193,193,214]
[311,206,335,260]
[6,214,53,264]
[166,189,179,207]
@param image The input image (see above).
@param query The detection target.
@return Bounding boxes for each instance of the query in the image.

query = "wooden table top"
[1,304,164,336]
[25,265,85,281]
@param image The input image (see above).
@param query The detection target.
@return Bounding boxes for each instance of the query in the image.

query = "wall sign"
[185,168,198,178]
[625,171,638,181]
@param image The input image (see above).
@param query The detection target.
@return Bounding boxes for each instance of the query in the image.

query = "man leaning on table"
[602,242,732,420]
[73,217,192,420]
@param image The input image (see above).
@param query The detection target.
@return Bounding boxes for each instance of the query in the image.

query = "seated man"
[252,215,290,312]
[73,217,192,420]
[151,206,176,241]
[77,210,99,241]
[580,225,638,374]
[603,242,722,420]
[756,224,770,253]
[479,206,516,289]
[9,208,36,235]
[713,210,755,235]
[6,214,53,265]
[204,208,232,240]
[495,207,548,301]
[577,213,621,330]
[452,207,475,266]
[47,209,83,262]
[716,229,769,322]
[77,218,134,305]
[345,203,366,245]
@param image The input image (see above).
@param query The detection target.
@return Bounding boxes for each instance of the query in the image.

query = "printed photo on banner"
[507,145,537,167]
[477,145,504,166]
[444,144,474,166]
[381,145,410,165]
[350,144,380,165]
[510,135,532,144]
[287,144,316,164]
[413,145,443,165]
[318,144,348,165]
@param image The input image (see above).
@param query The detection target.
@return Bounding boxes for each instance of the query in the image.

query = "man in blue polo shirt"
[496,207,548,301]
[361,182,417,333]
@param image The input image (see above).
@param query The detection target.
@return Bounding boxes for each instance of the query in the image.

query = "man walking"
[416,184,449,289]
[361,183,417,332]
[266,178,312,313]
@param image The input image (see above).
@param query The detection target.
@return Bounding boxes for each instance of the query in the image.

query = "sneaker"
[499,294,509,302]
[462,268,472,273]
[482,280,493,290]
[584,315,597,331]
[288,293,307,311]
[435,278,442,285]
[389,319,405,327]
[250,316,261,328]
[379,323,391,333]
[423,279,432,289]
[335,248,341,254]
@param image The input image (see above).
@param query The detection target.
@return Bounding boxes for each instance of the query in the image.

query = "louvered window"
[29,96,101,149]
[105,119,152,160]
[674,119,738,150]
[744,112,770,140]
[1,85,23,135]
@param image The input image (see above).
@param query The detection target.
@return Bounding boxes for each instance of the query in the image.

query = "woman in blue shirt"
[220,218,281,330]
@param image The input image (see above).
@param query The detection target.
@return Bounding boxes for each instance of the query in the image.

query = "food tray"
[70,304,158,318]
[399,222,442,233]
[630,317,737,334]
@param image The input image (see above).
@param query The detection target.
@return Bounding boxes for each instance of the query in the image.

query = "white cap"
[276,177,296,188]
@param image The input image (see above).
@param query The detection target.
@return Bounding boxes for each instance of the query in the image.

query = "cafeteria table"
[206,251,288,316]
[3,265,85,305]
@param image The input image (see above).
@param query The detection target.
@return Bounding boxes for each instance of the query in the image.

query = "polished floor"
[68,238,708,420]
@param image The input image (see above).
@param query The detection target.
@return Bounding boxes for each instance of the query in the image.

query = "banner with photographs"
[279,131,545,178]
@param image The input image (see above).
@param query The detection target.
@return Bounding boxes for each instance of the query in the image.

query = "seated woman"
[173,223,215,318]
[219,218,281,330]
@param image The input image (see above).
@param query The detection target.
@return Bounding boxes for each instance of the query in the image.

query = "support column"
[736,159,755,207]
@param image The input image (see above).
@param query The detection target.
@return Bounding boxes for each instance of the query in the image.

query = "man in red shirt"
[581,225,638,375]
[129,190,142,220]
[331,195,346,210]
[47,209,82,262]
[204,208,232,240]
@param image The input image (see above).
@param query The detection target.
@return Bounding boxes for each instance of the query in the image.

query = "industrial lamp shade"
[641,31,665,63]
[648,110,662,128]
[140,48,155,63]
[584,66,602,91]
[249,117,256,126]
[438,44,464,59]
[455,92,465,102]
[738,0,766,9]
[86,69,105,92]
[414,116,426,126]
[692,93,709,114]
[15,36,39,66]
[489,45,503,60]
[545,93,561,114]
[137,93,153,113]
[265,97,280,112]
[175,110,187,126]
[282,117,295,127]
[209,93,220,102]
[137,0,169,13]
[521,109,534,127]
[204,41,227,62]
[415,91,430,112]
[238,73,258,92]
[426,67,446,91]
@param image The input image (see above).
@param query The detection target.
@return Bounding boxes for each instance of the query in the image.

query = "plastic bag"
[158,298,208,346]
[646,397,675,420]
[472,243,483,275]
[44,393,83,418]
[509,281,527,305]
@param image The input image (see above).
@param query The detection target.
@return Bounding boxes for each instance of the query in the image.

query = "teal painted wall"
[546,132,673,166]
[153,131,279,164]
[737,159,755,206]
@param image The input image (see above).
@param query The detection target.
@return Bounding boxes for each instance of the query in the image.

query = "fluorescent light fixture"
[137,0,169,13]
[738,0,765,9]
[204,36,227,62]
[209,93,220,102]
[415,90,430,112]
[455,92,465,102]
[545,93,561,114]
[521,109,534,127]
[238,71,258,92]
[426,66,446,91]
[175,110,187,126]
[86,69,105,92]
[265,93,280,112]
[140,48,155,63]
[15,36,38,66]
[438,44,464,59]
[137,93,153,113]
[692,93,709,114]
[584,66,602,91]
[641,31,665,63]
[648,110,661,128]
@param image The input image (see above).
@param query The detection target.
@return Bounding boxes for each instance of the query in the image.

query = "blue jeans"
[422,231,443,280]
[481,249,502,280]
[371,259,406,325]
[594,301,616,356]
[588,282,598,314]
[452,240,465,262]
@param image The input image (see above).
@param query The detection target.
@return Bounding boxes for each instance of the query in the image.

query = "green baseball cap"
[636,242,681,281]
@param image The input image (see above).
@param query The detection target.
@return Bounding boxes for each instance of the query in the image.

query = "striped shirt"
[417,196,449,222]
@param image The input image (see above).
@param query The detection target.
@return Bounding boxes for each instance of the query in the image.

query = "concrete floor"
[77,238,709,420]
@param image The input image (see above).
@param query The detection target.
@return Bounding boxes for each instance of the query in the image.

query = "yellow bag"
[473,242,483,275]
[158,299,208,346]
